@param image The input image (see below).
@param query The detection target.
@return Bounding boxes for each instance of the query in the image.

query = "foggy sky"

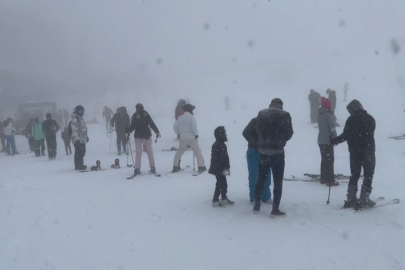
[0,0,404,101]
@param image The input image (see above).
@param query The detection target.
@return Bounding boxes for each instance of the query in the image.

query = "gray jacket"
[71,112,88,144]
[317,107,337,145]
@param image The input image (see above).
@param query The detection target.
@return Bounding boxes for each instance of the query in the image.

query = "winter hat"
[321,97,331,109]
[75,105,85,116]
[183,104,195,113]
[270,98,283,109]
[46,113,52,120]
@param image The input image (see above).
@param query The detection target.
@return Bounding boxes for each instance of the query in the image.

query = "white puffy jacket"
[173,112,198,140]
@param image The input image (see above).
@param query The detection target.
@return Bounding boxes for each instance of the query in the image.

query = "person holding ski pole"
[330,99,376,210]
[126,103,161,175]
[172,104,206,173]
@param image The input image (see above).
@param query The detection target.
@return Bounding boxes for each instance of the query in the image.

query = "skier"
[308,89,321,123]
[173,104,206,173]
[330,100,376,210]
[175,99,186,121]
[317,97,338,186]
[0,120,5,152]
[253,98,293,217]
[63,108,70,126]
[111,107,130,155]
[4,118,18,155]
[71,105,89,170]
[326,89,337,115]
[243,117,272,204]
[209,126,234,207]
[25,118,35,152]
[61,126,72,155]
[42,113,60,160]
[126,103,161,175]
[102,106,114,130]
[31,117,46,157]
[343,82,349,102]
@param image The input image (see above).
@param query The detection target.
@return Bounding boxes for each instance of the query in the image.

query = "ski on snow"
[388,135,405,140]
[284,174,350,183]
[353,198,400,213]
[127,172,162,180]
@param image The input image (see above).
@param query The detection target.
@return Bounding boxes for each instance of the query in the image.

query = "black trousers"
[319,144,334,182]
[64,140,72,155]
[35,139,45,156]
[213,175,228,200]
[310,105,318,123]
[28,137,35,152]
[255,153,285,209]
[74,143,86,169]
[349,149,375,189]
[116,131,127,153]
[46,134,57,158]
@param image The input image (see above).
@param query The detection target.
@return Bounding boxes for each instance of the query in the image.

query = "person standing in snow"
[71,105,89,170]
[330,100,376,210]
[42,113,60,160]
[4,118,18,155]
[173,104,206,173]
[326,89,337,115]
[308,89,321,123]
[111,108,126,155]
[102,106,114,130]
[317,97,338,186]
[32,117,46,157]
[209,126,234,207]
[242,117,272,204]
[0,120,6,152]
[343,82,349,102]
[127,103,161,175]
[253,98,293,217]
[61,126,72,155]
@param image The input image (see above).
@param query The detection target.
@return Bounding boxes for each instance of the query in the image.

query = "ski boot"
[91,160,101,171]
[111,158,120,169]
[212,199,226,208]
[221,197,234,205]
[270,207,286,218]
[326,181,340,187]
[355,185,376,210]
[198,166,207,173]
[149,167,157,174]
[133,168,141,176]
[253,200,261,214]
[172,166,181,173]
[342,185,358,209]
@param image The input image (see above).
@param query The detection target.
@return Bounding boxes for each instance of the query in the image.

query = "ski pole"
[193,153,195,171]
[128,138,134,167]
[326,185,331,205]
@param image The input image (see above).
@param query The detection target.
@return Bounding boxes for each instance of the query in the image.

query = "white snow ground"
[1,93,405,270]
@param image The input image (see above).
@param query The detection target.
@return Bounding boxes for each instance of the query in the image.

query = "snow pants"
[319,144,334,182]
[28,137,35,152]
[173,139,205,167]
[5,135,17,155]
[116,130,127,154]
[46,134,57,159]
[134,138,155,169]
[74,143,86,169]
[64,140,72,155]
[247,147,271,202]
[349,149,375,190]
[35,139,45,156]
[213,175,228,200]
[255,153,285,209]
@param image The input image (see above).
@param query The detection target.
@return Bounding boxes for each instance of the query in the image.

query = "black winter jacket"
[111,112,130,133]
[127,111,159,139]
[331,99,375,152]
[308,91,321,106]
[242,118,259,149]
[209,127,230,177]
[42,119,59,136]
[256,104,293,154]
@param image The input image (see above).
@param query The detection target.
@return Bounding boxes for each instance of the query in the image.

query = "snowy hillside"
[2,0,405,269]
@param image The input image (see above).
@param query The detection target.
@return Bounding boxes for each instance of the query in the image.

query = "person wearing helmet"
[173,104,206,172]
[42,113,60,160]
[71,105,89,170]
[126,103,161,175]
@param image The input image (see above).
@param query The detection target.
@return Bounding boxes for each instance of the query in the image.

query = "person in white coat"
[172,104,206,172]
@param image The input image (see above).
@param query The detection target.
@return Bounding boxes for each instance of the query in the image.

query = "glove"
[195,135,199,140]
[87,137,89,143]
[223,169,230,176]
[156,133,161,138]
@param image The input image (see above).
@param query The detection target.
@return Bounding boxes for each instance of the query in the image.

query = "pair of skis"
[389,135,405,140]
[348,197,401,213]
[126,165,205,179]
[284,174,350,183]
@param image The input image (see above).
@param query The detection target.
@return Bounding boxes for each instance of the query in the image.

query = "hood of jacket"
[214,126,227,142]
[346,99,364,115]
